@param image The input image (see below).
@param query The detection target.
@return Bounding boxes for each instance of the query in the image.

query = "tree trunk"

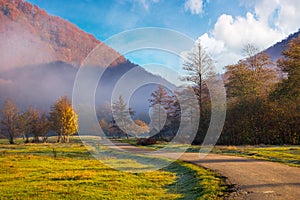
[66,135,70,143]
[9,135,14,144]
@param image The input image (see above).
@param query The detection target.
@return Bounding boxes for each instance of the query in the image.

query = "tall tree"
[148,85,172,140]
[181,42,214,144]
[0,99,20,144]
[181,42,215,111]
[49,96,78,143]
[222,44,278,145]
[274,36,300,98]
[111,95,134,139]
[270,36,300,144]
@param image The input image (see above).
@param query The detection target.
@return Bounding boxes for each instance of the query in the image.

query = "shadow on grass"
[93,147,227,199]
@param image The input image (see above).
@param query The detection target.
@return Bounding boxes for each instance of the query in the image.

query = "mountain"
[0,0,126,69]
[0,0,175,116]
[264,29,300,62]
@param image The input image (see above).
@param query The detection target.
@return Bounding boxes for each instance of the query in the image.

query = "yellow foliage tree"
[49,96,78,143]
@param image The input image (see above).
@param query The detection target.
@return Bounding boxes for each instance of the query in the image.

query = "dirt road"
[110,142,300,200]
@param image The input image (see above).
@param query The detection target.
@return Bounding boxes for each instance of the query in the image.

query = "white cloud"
[196,0,300,72]
[184,0,203,15]
[197,34,241,72]
[213,13,284,52]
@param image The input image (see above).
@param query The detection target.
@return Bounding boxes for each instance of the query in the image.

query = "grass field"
[212,145,300,167]
[117,139,300,167]
[0,138,228,200]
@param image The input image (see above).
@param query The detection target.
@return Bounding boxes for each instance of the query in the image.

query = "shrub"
[137,137,157,146]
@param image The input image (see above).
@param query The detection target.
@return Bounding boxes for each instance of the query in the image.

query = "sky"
[26,0,300,78]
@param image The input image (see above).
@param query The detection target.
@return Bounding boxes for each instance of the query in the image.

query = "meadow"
[0,138,228,200]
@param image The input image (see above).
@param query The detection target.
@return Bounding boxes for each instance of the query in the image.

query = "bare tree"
[0,99,20,144]
[181,42,215,111]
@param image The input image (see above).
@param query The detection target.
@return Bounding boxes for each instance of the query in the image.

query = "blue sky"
[26,0,300,79]
[26,0,246,40]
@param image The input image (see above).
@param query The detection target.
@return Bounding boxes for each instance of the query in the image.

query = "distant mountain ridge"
[264,29,300,62]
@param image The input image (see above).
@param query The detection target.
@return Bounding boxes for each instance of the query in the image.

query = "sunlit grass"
[0,139,228,199]
[117,139,300,167]
[212,146,300,167]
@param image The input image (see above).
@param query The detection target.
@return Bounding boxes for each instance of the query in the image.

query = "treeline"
[1,37,299,146]
[0,96,78,144]
[183,36,300,145]
[219,37,300,145]
[144,36,300,145]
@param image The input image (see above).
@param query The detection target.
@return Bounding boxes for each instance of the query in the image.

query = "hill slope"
[0,0,174,114]
[264,29,300,62]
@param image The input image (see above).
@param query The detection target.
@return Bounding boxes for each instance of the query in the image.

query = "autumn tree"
[225,44,277,100]
[49,96,78,143]
[222,44,278,144]
[270,36,300,144]
[0,99,20,144]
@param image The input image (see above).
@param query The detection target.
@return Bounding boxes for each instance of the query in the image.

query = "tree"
[225,44,277,100]
[148,85,172,140]
[35,112,49,143]
[269,36,300,144]
[19,106,36,143]
[181,42,215,111]
[49,96,78,143]
[181,42,215,144]
[111,95,134,139]
[19,107,49,143]
[222,44,278,145]
[175,86,200,142]
[274,36,300,99]
[0,99,20,144]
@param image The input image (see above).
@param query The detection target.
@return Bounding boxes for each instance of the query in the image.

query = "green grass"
[116,139,300,167]
[212,146,300,167]
[0,138,228,199]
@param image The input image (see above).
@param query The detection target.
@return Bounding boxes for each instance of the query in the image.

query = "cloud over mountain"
[198,0,300,71]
